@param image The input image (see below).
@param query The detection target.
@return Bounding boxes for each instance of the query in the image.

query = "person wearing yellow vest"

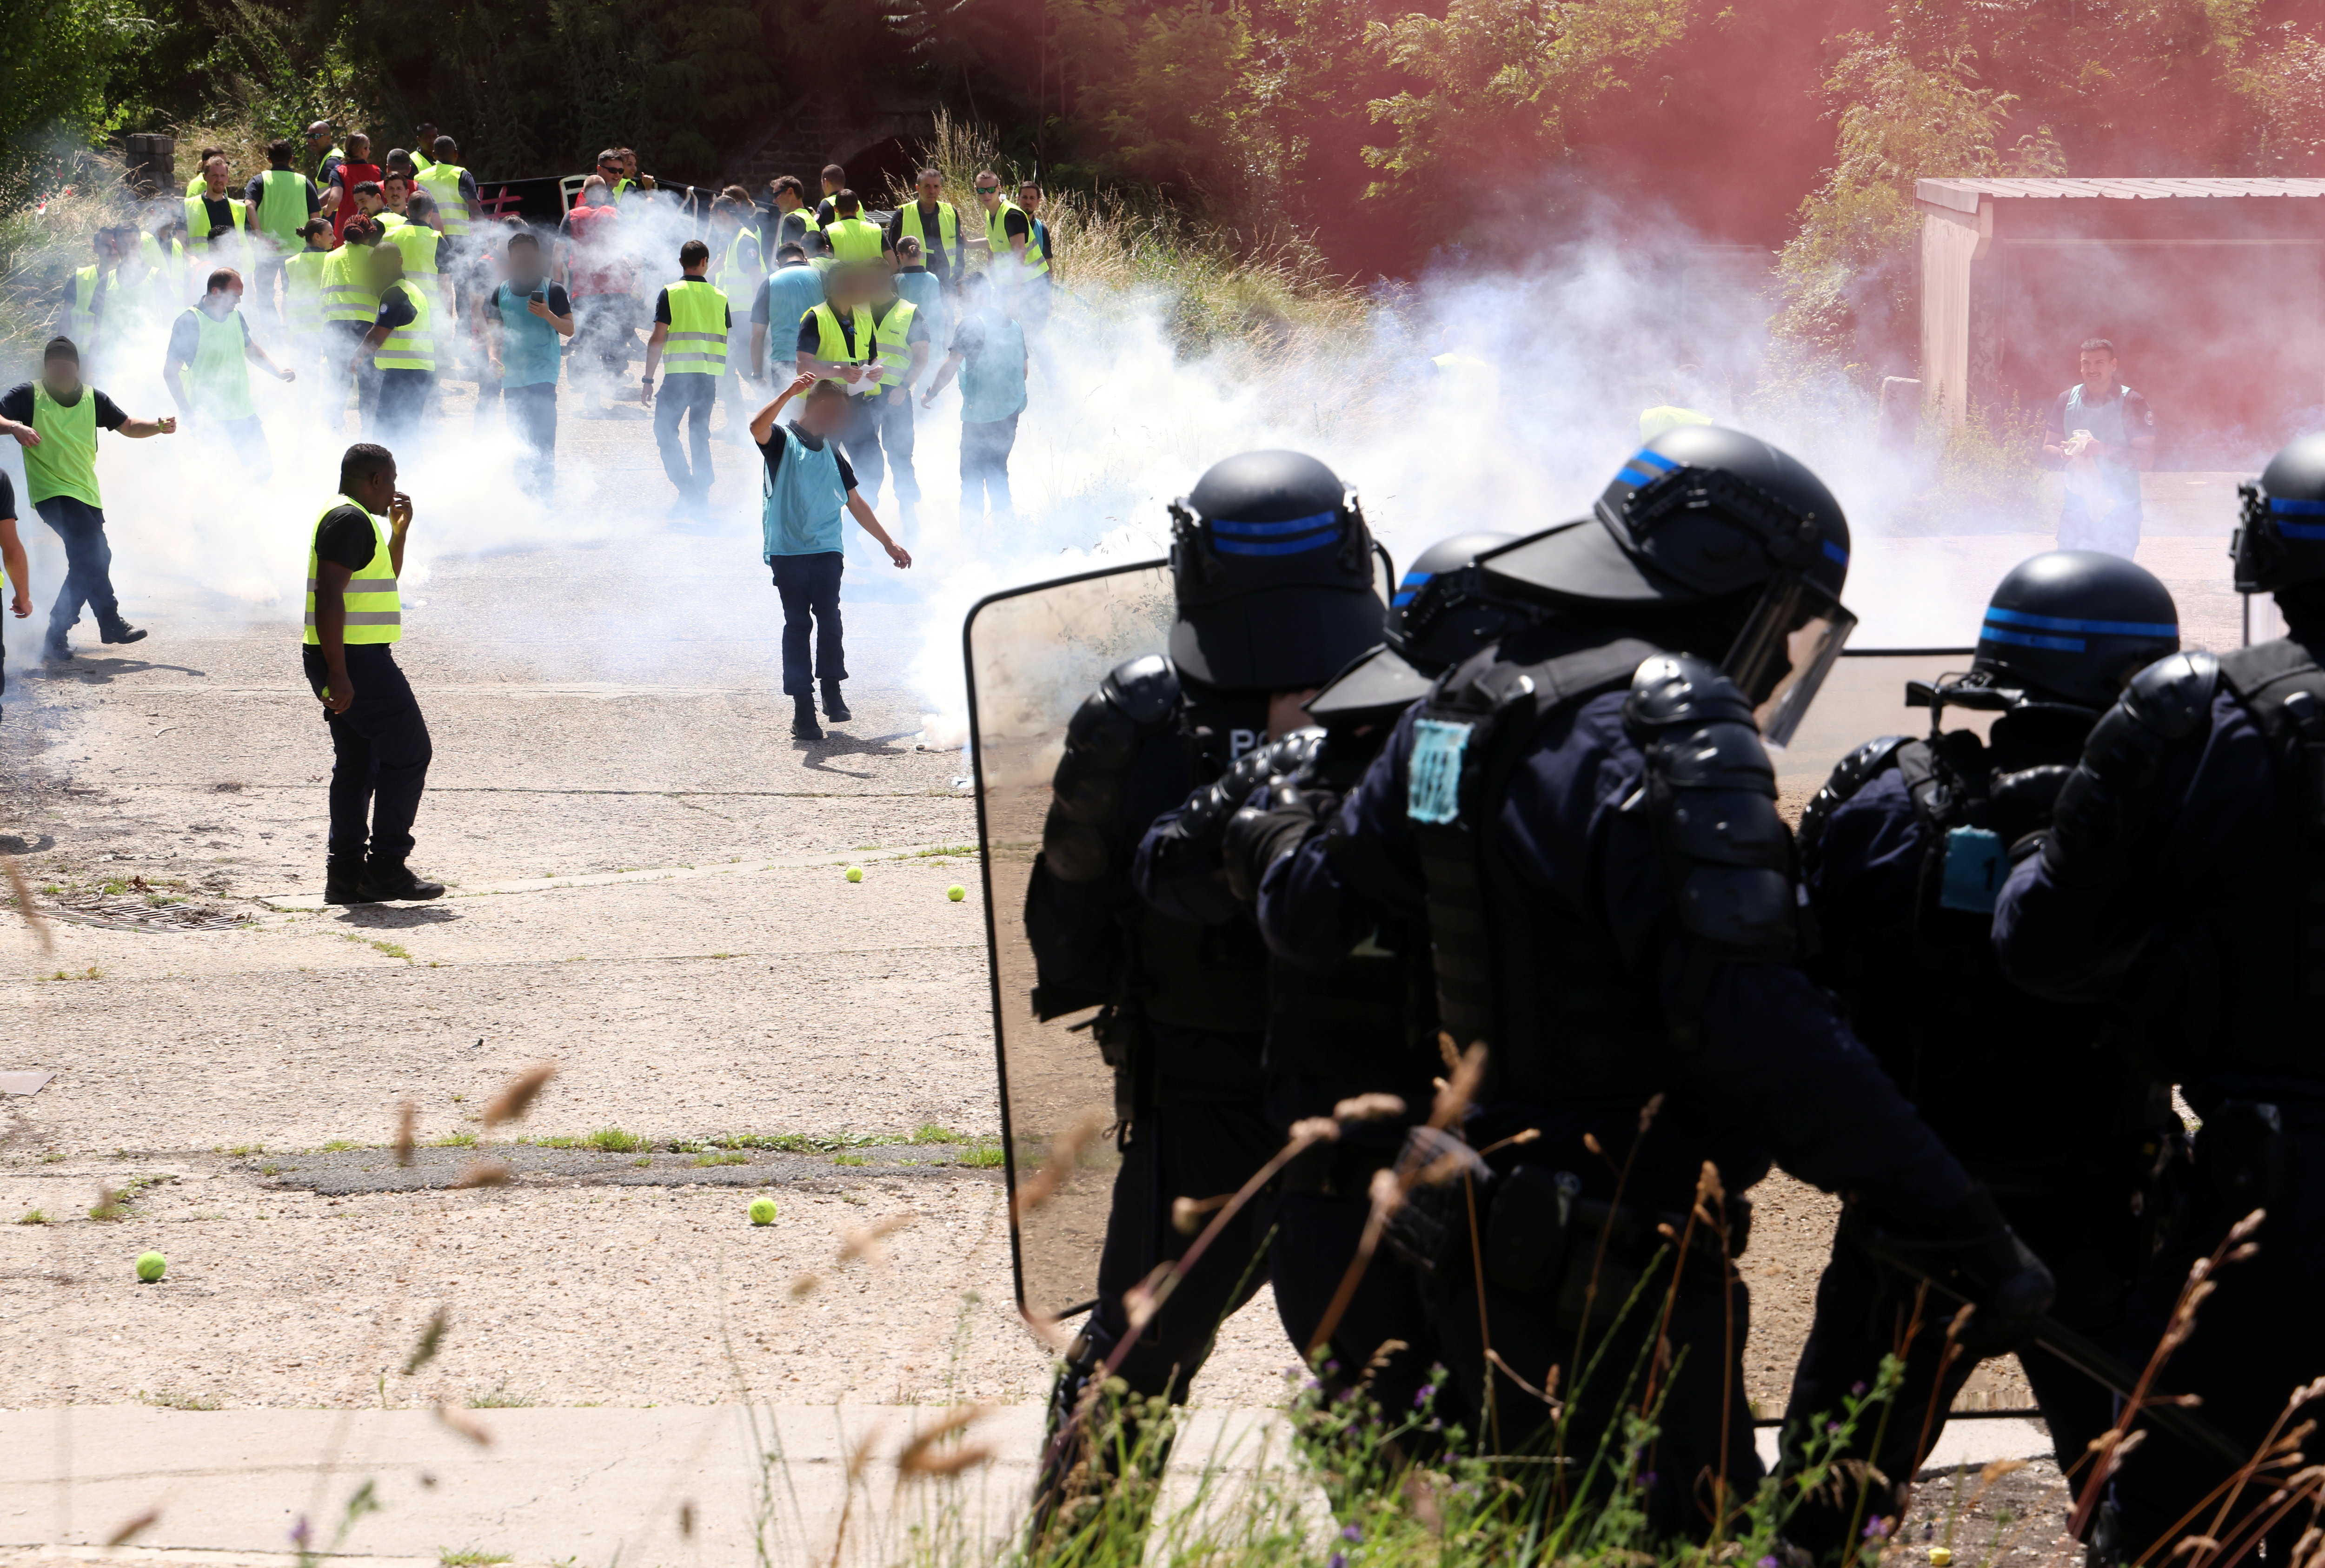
[161,267,297,480]
[747,372,912,738]
[280,218,335,370]
[414,135,475,239]
[971,170,1034,277]
[641,239,731,511]
[820,191,884,265]
[185,155,252,270]
[182,146,226,198]
[1015,178,1056,330]
[764,174,819,257]
[813,164,847,227]
[60,228,121,362]
[304,442,442,904]
[854,266,931,523]
[886,168,964,284]
[323,218,386,428]
[378,172,445,359]
[361,243,435,442]
[411,123,440,173]
[242,139,322,331]
[1,337,175,661]
[705,190,764,444]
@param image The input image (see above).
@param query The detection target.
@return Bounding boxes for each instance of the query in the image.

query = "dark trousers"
[220,415,272,482]
[770,551,845,696]
[327,322,377,427]
[654,373,717,501]
[1080,1096,1282,1402]
[373,368,435,444]
[34,495,125,650]
[961,413,1018,519]
[2099,1100,2325,1558]
[302,643,432,867]
[572,296,635,393]
[502,383,558,494]
[1780,1178,2137,1554]
[834,392,893,509]
[844,389,916,507]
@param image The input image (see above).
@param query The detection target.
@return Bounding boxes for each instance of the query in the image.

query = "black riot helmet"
[2232,432,2325,595]
[1474,424,1856,745]
[1168,450,1385,692]
[1959,551,2179,712]
[1307,529,1518,728]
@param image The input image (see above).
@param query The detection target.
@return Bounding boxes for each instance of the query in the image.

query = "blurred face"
[2079,348,2119,388]
[917,172,941,203]
[507,244,545,286]
[42,356,82,397]
[798,388,846,437]
[371,245,403,284]
[974,176,1000,209]
[205,284,244,317]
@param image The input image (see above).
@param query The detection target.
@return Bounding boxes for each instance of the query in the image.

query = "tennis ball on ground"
[947,884,966,902]
[844,866,863,883]
[135,1250,167,1283]
[1930,1550,1953,1567]
[749,1198,777,1226]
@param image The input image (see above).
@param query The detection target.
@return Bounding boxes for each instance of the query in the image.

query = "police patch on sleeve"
[1938,825,2006,913]
[1407,718,1474,825]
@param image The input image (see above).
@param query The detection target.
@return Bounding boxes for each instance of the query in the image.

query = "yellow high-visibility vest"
[184,193,248,241]
[870,298,917,389]
[661,278,730,375]
[415,162,470,236]
[374,278,434,371]
[895,201,959,266]
[983,199,1048,276]
[822,216,884,263]
[805,303,877,395]
[320,244,379,323]
[283,248,332,335]
[304,497,401,647]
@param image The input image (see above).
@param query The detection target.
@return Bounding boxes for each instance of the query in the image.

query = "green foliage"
[0,0,145,206]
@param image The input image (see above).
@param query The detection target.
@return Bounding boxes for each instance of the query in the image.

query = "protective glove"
[1222,780,1323,903]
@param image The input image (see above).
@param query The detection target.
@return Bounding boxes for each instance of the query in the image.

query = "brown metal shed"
[1916,177,2325,463]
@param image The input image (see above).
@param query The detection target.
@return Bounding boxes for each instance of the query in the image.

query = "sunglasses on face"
[976,185,998,193]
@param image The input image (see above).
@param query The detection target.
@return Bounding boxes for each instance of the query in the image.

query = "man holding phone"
[483,232,572,496]
[304,442,441,905]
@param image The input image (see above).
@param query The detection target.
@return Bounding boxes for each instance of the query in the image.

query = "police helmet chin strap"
[1339,491,1370,576]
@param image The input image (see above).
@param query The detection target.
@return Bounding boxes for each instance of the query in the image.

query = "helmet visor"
[1725,575,1858,748]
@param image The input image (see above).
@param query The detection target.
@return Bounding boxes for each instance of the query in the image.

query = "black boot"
[355,860,446,902]
[791,695,824,741]
[323,860,370,905]
[821,680,851,722]
[101,624,148,645]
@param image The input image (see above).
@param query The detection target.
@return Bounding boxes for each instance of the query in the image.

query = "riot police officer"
[1781,551,2184,1552]
[1995,435,2325,1559]
[1234,424,2055,1535]
[1134,530,1518,1434]
[1026,450,1385,1524]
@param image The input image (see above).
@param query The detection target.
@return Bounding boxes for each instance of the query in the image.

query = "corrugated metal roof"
[1917,176,2325,214]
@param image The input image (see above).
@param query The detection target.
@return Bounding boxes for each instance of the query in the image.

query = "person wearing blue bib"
[483,232,573,497]
[922,271,1028,523]
[748,372,912,741]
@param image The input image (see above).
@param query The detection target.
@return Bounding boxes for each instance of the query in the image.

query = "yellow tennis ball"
[749,1198,777,1225]
[947,884,966,902]
[844,866,863,883]
[1931,1549,1953,1566]
[136,1250,167,1283]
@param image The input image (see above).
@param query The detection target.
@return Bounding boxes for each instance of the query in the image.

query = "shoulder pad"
[1102,654,1181,730]
[1796,734,1910,861]
[1623,653,1757,734]
[2122,650,2219,740]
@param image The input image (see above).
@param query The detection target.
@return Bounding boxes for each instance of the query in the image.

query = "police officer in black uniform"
[1995,434,2325,1559]
[1026,450,1385,1520]
[1781,551,2184,1551]
[1135,530,1518,1434]
[1235,425,2055,1534]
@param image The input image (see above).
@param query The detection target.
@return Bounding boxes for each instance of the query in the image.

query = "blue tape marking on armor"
[1210,510,1340,538]
[1981,624,2085,653]
[2277,520,2325,540]
[1392,569,1433,607]
[2271,497,2325,515]
[1214,531,1338,557]
[1939,825,2006,914]
[1983,606,2177,638]
[1824,539,1849,565]
[1407,719,1473,826]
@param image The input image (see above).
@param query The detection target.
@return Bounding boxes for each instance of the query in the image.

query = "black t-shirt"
[0,470,13,521]
[653,282,732,329]
[813,197,838,227]
[870,299,930,348]
[374,285,418,332]
[0,382,127,430]
[165,308,252,364]
[759,421,857,491]
[998,207,1029,243]
[798,308,861,358]
[314,503,378,570]
[198,195,236,244]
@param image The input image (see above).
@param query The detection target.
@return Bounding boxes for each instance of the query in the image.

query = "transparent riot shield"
[964,559,1175,1322]
[1770,647,1988,805]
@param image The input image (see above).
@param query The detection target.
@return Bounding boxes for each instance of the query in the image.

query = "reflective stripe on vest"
[716,230,760,302]
[182,307,254,421]
[871,298,917,388]
[415,163,470,235]
[896,201,958,265]
[321,245,379,323]
[283,250,331,333]
[983,199,1045,274]
[384,218,438,277]
[304,499,401,645]
[808,303,875,393]
[256,170,309,246]
[375,279,435,371]
[661,278,729,374]
[823,216,884,263]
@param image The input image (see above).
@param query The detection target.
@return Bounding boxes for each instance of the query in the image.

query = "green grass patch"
[140,1388,220,1411]
[465,1386,533,1409]
[320,1139,361,1152]
[956,1144,1007,1169]
[16,1209,46,1225]
[831,1153,871,1167]
[691,1152,749,1167]
[703,1131,905,1154]
[429,1131,478,1149]
[584,1127,642,1153]
[437,1552,511,1567]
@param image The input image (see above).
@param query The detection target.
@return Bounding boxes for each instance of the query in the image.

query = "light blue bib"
[762,424,846,557]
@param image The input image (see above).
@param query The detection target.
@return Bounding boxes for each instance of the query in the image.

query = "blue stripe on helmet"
[1630,448,1680,472]
[1982,624,2086,653]
[2279,521,2325,540]
[1215,532,1339,557]
[2271,497,2325,516]
[1391,591,1419,606]
[1617,448,1680,488]
[1209,509,1341,539]
[1397,569,1434,587]
[1984,605,2177,638]
[1823,539,1849,566]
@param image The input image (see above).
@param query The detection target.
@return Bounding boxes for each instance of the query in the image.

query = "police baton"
[1858,1231,2247,1469]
